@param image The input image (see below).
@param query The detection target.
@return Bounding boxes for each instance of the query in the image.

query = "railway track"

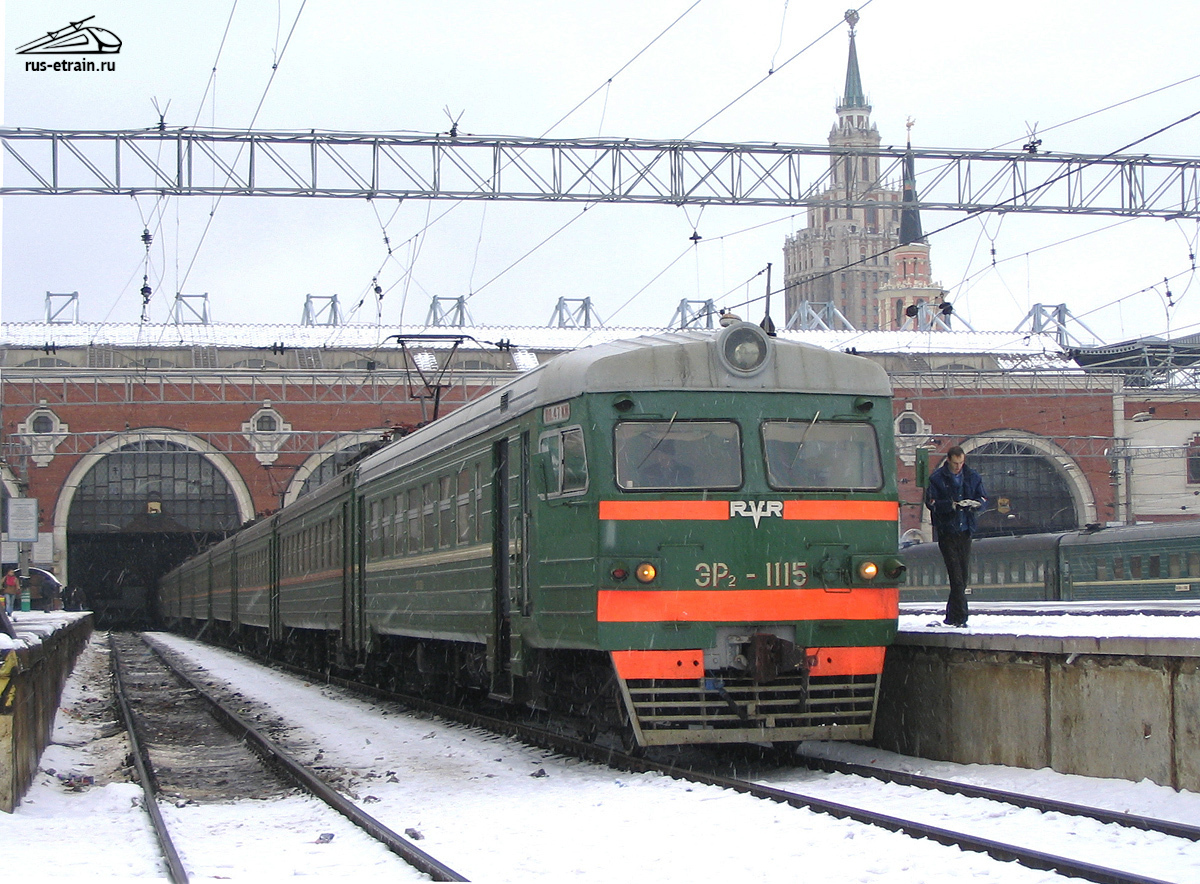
[794,752,1200,843]
[110,632,466,882]
[234,639,1190,884]
[141,631,1200,883]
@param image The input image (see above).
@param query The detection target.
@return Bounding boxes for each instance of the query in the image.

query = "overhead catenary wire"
[384,1,707,325]
[175,1,308,297]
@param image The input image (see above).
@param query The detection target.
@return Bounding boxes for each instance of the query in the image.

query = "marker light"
[611,567,629,582]
[858,561,879,581]
[635,562,657,583]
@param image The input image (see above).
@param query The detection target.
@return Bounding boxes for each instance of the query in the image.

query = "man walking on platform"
[924,446,987,627]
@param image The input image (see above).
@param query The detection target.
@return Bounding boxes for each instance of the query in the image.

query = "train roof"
[1059,520,1200,548]
[904,521,1200,558]
[356,324,891,484]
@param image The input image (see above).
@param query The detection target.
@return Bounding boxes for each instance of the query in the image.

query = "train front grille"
[619,673,880,746]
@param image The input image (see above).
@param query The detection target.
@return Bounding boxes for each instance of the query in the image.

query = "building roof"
[0,320,1072,365]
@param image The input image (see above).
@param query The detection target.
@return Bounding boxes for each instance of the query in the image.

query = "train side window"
[1170,553,1182,578]
[423,482,437,551]
[1096,558,1109,581]
[474,464,483,543]
[615,420,742,490]
[393,493,404,555]
[457,469,473,543]
[439,476,455,548]
[561,428,588,493]
[369,500,382,560]
[1149,555,1161,579]
[407,488,422,554]
[538,426,589,496]
[378,496,391,558]
[1130,555,1142,580]
[1190,552,1200,577]
[1113,557,1125,580]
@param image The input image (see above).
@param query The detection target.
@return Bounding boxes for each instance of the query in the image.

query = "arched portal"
[960,432,1095,536]
[58,433,251,627]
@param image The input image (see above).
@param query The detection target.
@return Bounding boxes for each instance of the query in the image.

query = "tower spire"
[839,9,868,111]
[899,118,925,245]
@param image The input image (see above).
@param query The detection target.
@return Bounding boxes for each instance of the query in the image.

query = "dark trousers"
[938,532,972,625]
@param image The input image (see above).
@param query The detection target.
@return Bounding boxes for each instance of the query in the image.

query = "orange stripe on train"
[611,646,886,680]
[599,499,898,521]
[597,587,899,622]
[599,500,728,520]
[611,649,705,679]
[783,500,898,521]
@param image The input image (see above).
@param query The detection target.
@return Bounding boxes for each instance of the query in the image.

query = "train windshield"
[762,420,883,490]
[615,421,742,490]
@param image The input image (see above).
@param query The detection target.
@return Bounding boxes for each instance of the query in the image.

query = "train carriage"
[901,520,1200,604]
[162,322,904,748]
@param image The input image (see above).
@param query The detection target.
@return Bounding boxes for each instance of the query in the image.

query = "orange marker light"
[858,561,879,580]
[635,562,657,583]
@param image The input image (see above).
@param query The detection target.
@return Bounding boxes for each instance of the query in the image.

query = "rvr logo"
[729,500,783,527]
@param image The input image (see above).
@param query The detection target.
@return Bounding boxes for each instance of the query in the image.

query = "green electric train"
[160,322,905,747]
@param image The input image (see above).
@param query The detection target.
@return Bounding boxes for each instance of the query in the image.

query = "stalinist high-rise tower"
[782,11,944,330]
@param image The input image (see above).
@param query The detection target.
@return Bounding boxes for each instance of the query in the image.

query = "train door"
[269,531,282,644]
[492,435,525,698]
[342,497,365,655]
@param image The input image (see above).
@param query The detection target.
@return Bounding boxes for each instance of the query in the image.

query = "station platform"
[0,612,93,811]
[879,606,1200,792]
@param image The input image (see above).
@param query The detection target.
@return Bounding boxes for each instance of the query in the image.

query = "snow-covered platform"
[880,609,1200,792]
[0,611,93,812]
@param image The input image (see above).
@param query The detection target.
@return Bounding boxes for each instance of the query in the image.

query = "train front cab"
[533,323,903,747]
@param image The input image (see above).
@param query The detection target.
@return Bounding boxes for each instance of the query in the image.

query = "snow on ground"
[5,612,1200,881]
[899,610,1200,639]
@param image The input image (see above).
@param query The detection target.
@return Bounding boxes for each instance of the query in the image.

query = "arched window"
[1187,434,1200,484]
[297,441,381,499]
[67,440,241,533]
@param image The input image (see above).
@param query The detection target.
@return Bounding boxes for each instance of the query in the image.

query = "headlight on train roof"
[718,323,771,376]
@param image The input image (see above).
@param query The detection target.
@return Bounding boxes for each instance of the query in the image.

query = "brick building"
[5,318,1189,624]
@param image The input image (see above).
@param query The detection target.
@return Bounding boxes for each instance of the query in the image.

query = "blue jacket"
[925,462,987,537]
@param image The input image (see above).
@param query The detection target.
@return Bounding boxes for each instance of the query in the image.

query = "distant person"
[65,585,86,612]
[924,446,987,627]
[2,569,17,615]
[29,570,63,612]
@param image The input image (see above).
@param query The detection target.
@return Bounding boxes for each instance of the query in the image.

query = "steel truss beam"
[2,128,1199,217]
